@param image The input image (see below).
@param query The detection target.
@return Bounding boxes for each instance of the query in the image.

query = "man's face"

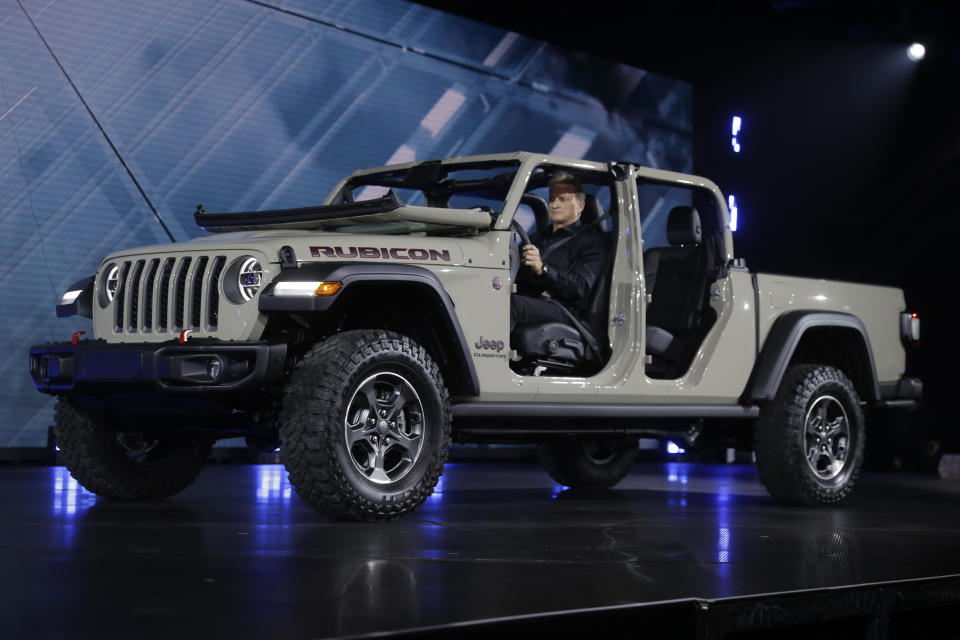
[548,184,584,230]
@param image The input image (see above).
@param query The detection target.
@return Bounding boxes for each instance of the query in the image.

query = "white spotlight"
[907,43,925,62]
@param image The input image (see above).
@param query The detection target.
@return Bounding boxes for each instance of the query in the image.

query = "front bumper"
[29,339,287,396]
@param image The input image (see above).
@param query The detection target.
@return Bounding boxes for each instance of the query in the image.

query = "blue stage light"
[666,440,685,455]
[728,194,738,231]
[731,116,742,152]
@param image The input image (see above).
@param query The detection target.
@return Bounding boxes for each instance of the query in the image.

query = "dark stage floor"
[2,460,960,639]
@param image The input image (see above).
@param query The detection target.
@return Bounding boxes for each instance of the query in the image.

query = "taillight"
[900,312,920,347]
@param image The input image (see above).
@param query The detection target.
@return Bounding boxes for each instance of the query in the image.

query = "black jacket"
[516,218,604,314]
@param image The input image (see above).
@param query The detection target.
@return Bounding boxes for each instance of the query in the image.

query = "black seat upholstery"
[520,193,549,231]
[579,194,604,227]
[643,206,706,376]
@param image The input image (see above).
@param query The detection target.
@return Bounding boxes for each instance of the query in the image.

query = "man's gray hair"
[547,172,586,202]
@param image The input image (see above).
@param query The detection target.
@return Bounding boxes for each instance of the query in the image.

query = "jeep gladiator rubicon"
[30,152,922,520]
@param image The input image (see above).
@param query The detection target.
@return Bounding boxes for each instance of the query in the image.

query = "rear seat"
[643,206,706,377]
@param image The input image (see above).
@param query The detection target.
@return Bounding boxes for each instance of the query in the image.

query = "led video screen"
[0,0,691,446]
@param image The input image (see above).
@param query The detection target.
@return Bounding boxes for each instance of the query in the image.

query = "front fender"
[258,262,479,396]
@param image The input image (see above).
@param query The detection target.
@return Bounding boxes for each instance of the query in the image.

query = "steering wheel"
[509,219,532,283]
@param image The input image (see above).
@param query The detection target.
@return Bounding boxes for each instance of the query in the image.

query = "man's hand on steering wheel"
[522,244,544,276]
[508,220,546,276]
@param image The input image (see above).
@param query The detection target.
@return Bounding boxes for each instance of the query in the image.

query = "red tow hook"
[71,331,86,345]
[179,329,194,344]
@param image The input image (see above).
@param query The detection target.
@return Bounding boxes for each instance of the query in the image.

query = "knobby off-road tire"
[54,399,212,500]
[754,364,865,506]
[538,438,638,489]
[279,330,451,521]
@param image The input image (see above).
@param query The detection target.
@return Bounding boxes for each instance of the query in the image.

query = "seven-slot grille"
[109,255,227,335]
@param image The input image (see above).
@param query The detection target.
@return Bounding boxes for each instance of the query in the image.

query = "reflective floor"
[2,461,960,639]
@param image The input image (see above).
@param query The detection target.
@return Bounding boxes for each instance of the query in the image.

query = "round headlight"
[98,263,119,308]
[237,257,262,302]
[105,264,120,301]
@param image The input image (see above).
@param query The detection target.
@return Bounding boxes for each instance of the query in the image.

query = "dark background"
[419,0,960,464]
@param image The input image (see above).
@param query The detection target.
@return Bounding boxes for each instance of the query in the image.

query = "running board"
[451,402,759,420]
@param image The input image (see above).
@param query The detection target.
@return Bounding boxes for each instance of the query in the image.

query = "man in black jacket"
[511,172,603,330]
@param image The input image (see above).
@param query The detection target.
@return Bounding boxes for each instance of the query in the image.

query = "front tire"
[54,399,212,500]
[538,438,638,489]
[754,364,865,505]
[279,330,451,521]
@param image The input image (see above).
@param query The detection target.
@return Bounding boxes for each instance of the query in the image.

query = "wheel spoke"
[387,429,420,457]
[369,445,391,483]
[345,426,371,448]
[360,379,380,411]
[806,412,822,437]
[816,402,827,426]
[825,415,846,437]
[385,385,411,421]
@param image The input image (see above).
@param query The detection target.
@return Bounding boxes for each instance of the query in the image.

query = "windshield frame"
[323,153,612,232]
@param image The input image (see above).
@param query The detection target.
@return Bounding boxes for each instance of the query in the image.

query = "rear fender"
[744,311,880,403]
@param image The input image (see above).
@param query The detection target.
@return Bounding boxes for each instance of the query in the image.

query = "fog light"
[207,357,222,381]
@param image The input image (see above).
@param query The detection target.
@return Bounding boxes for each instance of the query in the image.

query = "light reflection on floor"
[50,466,97,518]
[255,464,293,504]
[49,466,97,549]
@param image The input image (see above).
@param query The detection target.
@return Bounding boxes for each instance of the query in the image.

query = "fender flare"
[259,262,479,396]
[744,311,880,403]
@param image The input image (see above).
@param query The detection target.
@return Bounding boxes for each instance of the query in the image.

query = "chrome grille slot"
[173,257,192,331]
[207,256,226,330]
[143,259,160,332]
[113,262,130,331]
[158,258,174,332]
[190,257,209,330]
[127,260,145,332]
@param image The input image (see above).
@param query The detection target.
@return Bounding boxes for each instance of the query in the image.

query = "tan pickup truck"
[31,151,921,520]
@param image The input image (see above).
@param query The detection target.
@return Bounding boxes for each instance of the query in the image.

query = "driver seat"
[511,195,613,375]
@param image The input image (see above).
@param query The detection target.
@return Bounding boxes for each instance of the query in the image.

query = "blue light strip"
[728,194,738,232]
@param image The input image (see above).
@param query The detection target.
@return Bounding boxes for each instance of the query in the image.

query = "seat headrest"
[520,193,549,231]
[666,206,701,245]
[580,194,603,226]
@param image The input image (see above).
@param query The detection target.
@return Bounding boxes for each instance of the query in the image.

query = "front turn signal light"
[314,281,342,296]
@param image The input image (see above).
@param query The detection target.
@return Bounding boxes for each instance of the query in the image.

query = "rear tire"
[279,330,450,521]
[54,399,211,500]
[538,438,638,489]
[754,364,865,505]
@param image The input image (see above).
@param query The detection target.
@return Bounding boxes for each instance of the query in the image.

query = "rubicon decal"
[311,246,451,261]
